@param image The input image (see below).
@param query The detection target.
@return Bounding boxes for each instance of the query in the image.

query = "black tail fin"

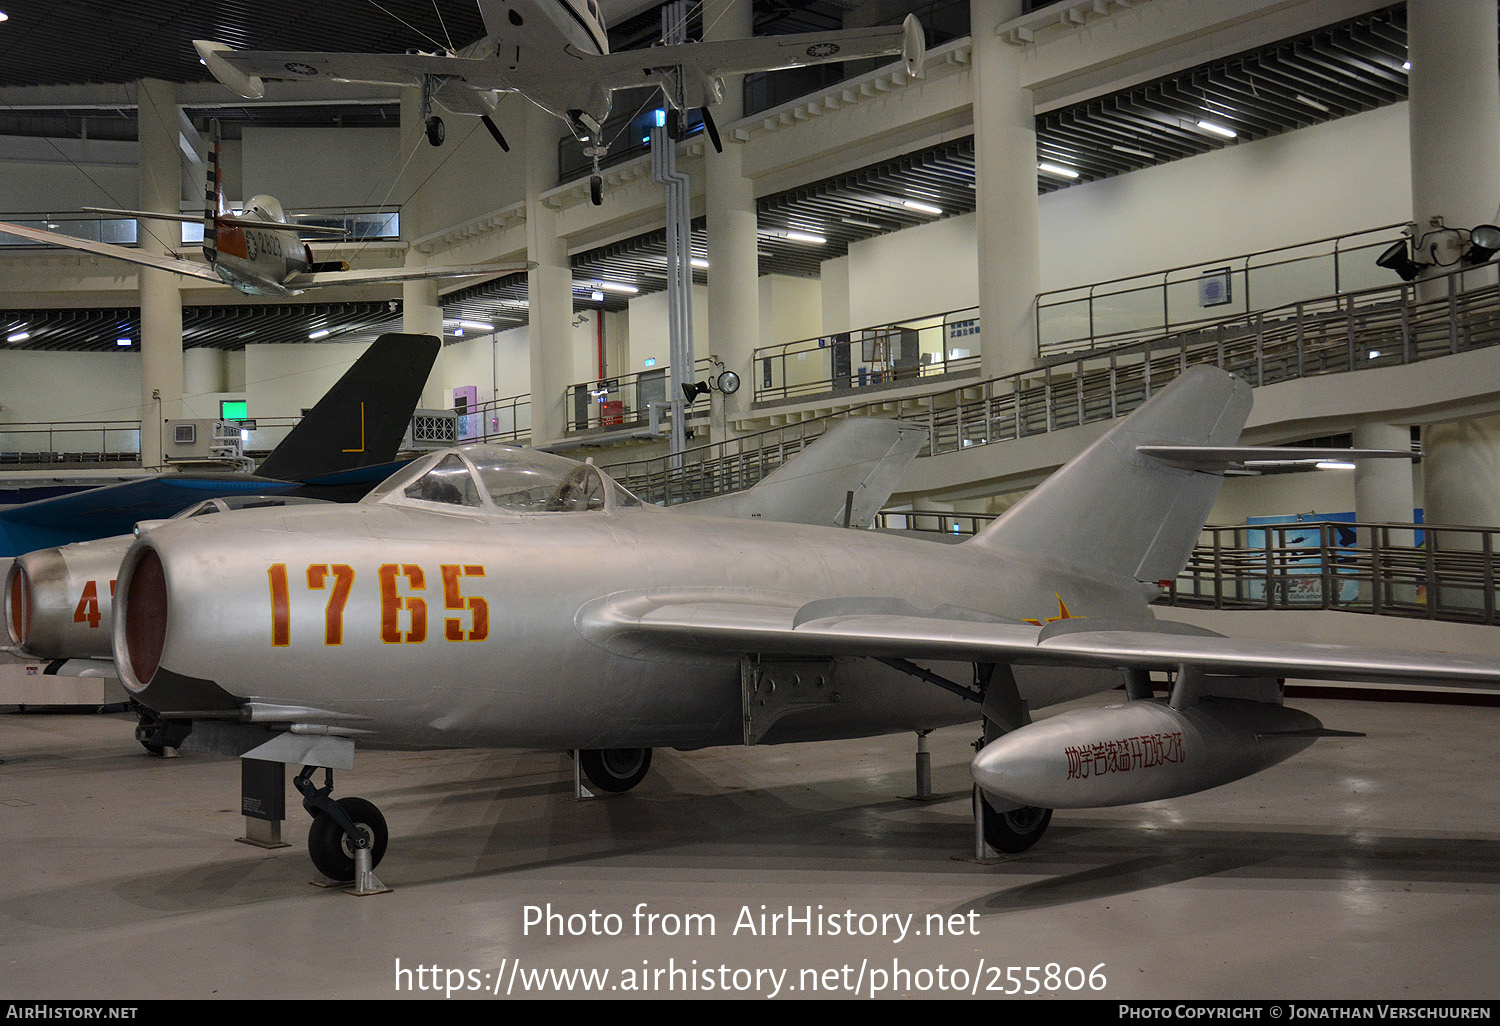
[255,333,441,483]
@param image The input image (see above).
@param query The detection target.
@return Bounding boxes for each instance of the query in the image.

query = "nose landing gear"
[294,766,391,894]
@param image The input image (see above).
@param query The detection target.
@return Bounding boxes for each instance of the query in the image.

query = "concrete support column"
[1352,423,1416,527]
[971,0,1039,380]
[136,78,184,469]
[1407,1,1500,291]
[1421,414,1500,611]
[703,0,759,436]
[1352,423,1416,597]
[526,106,574,447]
[403,272,447,408]
[1423,415,1500,532]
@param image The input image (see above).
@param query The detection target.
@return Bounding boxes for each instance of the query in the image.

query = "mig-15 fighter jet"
[93,366,1500,885]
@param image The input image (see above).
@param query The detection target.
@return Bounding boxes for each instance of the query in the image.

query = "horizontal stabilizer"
[1139,445,1415,470]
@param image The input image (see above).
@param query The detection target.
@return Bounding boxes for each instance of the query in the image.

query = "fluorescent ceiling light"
[309,328,330,339]
[590,290,605,302]
[1037,162,1080,179]
[841,217,885,229]
[691,257,709,269]
[7,331,29,342]
[903,199,942,215]
[1112,144,1154,158]
[1196,120,1237,139]
[1315,461,1357,471]
[1403,61,1411,71]
[0,12,8,22]
[1295,94,1330,113]
[784,231,826,245]
[116,337,132,346]
[458,320,494,331]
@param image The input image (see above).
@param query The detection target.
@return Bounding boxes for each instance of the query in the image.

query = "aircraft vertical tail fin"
[675,418,928,527]
[202,120,224,265]
[255,333,441,482]
[967,366,1252,584]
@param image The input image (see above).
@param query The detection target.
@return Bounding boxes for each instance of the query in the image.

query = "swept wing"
[580,591,1500,690]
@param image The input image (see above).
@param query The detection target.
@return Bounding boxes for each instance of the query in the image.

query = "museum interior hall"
[0,0,1498,1003]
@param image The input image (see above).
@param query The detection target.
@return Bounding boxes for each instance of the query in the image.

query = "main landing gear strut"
[294,765,391,894]
[876,657,1054,856]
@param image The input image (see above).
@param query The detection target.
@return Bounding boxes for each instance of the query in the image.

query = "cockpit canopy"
[242,195,285,223]
[365,445,643,515]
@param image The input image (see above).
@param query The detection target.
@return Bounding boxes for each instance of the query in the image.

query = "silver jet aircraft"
[195,0,925,204]
[8,417,926,666]
[0,124,523,296]
[100,366,1500,883]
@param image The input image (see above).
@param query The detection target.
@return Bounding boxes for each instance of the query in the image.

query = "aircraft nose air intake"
[5,561,29,646]
[123,548,168,690]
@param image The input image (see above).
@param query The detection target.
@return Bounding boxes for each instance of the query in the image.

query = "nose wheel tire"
[579,747,652,793]
[308,796,388,882]
[589,174,603,206]
[973,787,1051,853]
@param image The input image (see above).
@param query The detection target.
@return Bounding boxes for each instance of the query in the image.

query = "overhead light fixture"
[7,330,29,342]
[1315,461,1357,471]
[1112,144,1154,159]
[1375,239,1423,282]
[1295,94,1330,113]
[841,217,885,230]
[457,320,494,331]
[309,328,331,339]
[784,231,826,245]
[1402,61,1411,71]
[0,12,8,22]
[903,199,942,215]
[691,257,709,269]
[1196,120,1237,139]
[1037,162,1080,179]
[116,337,132,347]
[574,280,638,294]
[590,290,605,302]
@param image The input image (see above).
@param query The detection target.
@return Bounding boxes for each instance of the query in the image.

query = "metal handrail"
[1035,222,1410,359]
[0,420,141,464]
[751,307,982,404]
[602,260,1500,504]
[564,358,715,434]
[873,512,1500,629]
[461,393,531,445]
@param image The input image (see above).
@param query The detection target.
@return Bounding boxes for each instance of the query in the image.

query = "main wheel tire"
[666,107,684,140]
[589,175,603,206]
[974,787,1051,854]
[307,796,388,881]
[579,747,652,793]
[425,116,446,146]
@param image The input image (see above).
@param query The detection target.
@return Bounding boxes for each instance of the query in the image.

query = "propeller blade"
[481,114,511,153]
[700,108,723,154]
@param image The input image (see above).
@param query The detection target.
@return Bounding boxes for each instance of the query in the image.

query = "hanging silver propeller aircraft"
[193,0,927,204]
[0,125,526,296]
[81,365,1500,886]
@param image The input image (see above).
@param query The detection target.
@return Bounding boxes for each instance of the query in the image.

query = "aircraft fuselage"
[211,220,314,296]
[114,503,1147,752]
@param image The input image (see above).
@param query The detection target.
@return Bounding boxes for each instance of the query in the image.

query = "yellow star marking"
[1023,594,1079,626]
